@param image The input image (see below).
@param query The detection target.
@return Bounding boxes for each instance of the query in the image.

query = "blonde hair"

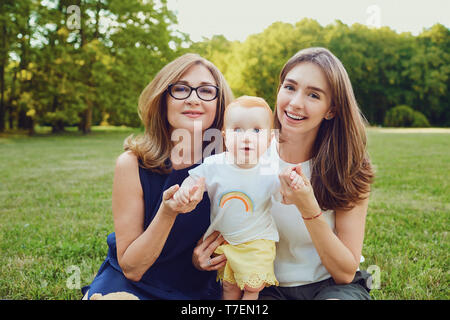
[275,47,374,211]
[125,53,234,173]
[224,95,273,130]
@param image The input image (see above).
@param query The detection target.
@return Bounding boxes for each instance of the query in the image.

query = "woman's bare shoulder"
[116,150,139,167]
[113,151,142,195]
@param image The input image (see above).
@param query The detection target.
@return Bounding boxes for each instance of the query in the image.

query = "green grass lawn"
[0,127,449,299]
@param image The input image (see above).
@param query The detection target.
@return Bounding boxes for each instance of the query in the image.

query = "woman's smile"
[284,110,307,123]
[182,110,204,118]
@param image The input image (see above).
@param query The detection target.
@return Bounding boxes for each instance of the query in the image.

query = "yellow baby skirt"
[214,239,279,290]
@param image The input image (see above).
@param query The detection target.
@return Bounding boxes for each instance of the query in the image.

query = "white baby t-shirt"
[188,152,280,245]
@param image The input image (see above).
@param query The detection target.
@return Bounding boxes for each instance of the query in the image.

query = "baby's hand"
[163,177,205,215]
[172,184,200,212]
[279,165,321,218]
[279,166,311,198]
[173,184,191,205]
[288,170,304,191]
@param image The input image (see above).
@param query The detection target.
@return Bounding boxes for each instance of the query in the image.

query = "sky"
[166,0,450,42]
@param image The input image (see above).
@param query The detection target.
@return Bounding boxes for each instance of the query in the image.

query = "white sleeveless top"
[264,138,336,287]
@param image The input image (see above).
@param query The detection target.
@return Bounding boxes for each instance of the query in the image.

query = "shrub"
[383,105,430,127]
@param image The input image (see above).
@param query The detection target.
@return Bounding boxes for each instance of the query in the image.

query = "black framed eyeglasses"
[167,83,219,101]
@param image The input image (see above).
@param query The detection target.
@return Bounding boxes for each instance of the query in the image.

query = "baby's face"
[223,105,272,166]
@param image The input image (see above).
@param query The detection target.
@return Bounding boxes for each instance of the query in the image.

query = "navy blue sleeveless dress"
[81,162,221,300]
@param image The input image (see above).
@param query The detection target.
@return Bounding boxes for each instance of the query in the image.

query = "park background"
[0,0,448,299]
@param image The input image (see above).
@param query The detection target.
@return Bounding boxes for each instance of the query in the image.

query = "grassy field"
[0,126,449,299]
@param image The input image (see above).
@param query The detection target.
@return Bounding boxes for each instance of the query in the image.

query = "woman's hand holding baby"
[192,231,227,272]
[279,165,322,219]
[162,177,206,216]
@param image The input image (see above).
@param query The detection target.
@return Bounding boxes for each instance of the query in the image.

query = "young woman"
[193,47,375,300]
[82,53,233,300]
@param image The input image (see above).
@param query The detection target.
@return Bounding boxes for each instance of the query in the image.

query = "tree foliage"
[384,105,430,127]
[1,6,448,133]
[1,0,186,133]
[190,20,449,127]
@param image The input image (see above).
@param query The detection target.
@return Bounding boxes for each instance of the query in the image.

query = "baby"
[173,96,300,300]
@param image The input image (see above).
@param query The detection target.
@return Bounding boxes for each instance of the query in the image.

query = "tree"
[3,7,449,131]
[1,0,186,134]
[190,19,448,126]
[407,24,449,125]
[0,0,37,132]
[0,1,15,132]
[102,0,185,127]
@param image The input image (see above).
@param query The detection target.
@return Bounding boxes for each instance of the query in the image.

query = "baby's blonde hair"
[224,95,273,130]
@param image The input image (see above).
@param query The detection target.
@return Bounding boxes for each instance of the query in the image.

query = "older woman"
[82,53,233,300]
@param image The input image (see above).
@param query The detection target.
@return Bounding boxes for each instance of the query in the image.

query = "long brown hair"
[124,53,234,173]
[274,47,374,211]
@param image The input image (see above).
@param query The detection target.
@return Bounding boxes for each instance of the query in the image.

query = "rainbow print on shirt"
[218,191,254,214]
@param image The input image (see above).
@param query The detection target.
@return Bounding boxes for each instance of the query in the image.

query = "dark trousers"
[259,271,372,300]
